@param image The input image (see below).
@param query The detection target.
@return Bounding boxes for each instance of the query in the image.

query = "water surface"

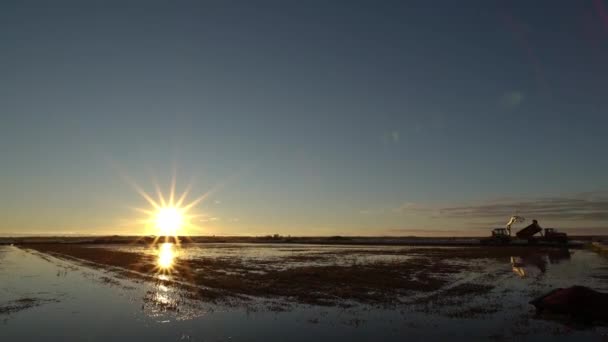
[1,244,607,341]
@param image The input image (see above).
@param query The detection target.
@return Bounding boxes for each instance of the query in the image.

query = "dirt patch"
[281,254,333,263]
[0,297,60,315]
[191,261,454,306]
[443,283,495,297]
[445,303,502,318]
[21,244,487,307]
[22,244,157,273]
[411,282,494,303]
[99,275,122,286]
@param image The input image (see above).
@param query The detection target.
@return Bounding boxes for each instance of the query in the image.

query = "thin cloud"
[362,202,433,215]
[359,208,385,215]
[393,202,434,213]
[438,193,608,221]
[199,216,221,223]
[386,228,488,237]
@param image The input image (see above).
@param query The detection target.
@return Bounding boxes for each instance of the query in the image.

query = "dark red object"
[530,286,608,322]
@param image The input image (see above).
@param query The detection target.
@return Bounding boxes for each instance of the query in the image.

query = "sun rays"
[125,174,212,246]
[124,175,210,276]
[111,165,246,276]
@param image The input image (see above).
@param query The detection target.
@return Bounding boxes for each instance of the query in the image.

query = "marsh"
[2,243,608,341]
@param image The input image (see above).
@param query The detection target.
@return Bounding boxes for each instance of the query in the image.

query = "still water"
[1,244,607,341]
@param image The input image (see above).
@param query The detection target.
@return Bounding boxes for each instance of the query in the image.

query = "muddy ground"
[18,244,559,308]
[4,243,608,340]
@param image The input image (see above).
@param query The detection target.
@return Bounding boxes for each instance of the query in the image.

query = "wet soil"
[0,297,60,316]
[21,244,487,307]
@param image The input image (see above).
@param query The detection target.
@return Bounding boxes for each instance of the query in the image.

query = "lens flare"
[157,243,176,269]
[126,173,215,239]
[155,207,183,236]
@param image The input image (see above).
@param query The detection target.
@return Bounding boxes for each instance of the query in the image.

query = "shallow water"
[1,244,608,341]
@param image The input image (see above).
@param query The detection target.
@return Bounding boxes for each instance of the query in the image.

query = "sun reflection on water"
[145,243,183,318]
[157,243,177,270]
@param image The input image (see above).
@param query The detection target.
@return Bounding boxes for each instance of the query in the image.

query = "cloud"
[387,226,608,236]
[199,216,221,222]
[361,202,429,215]
[359,208,385,215]
[437,192,608,221]
[393,202,433,213]
[364,192,608,225]
[386,228,488,237]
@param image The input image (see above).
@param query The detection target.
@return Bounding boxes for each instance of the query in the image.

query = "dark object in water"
[530,286,608,323]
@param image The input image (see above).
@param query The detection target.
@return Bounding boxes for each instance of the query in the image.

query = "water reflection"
[157,243,177,270]
[511,249,571,278]
[144,280,181,316]
[547,248,571,264]
[145,243,182,318]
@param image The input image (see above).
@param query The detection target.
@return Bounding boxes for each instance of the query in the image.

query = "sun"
[155,207,183,236]
[127,174,213,240]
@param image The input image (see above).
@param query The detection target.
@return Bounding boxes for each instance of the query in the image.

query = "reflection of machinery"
[511,253,547,278]
[547,248,571,263]
[511,254,547,277]
[510,249,571,278]
[511,256,526,277]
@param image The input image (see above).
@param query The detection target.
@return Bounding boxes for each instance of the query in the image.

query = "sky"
[1,1,607,236]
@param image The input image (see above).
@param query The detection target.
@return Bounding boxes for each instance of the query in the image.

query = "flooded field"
[1,243,608,341]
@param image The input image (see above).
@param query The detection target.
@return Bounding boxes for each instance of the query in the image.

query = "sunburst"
[129,175,211,244]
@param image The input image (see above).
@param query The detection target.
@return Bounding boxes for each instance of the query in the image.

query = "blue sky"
[1,1,607,236]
